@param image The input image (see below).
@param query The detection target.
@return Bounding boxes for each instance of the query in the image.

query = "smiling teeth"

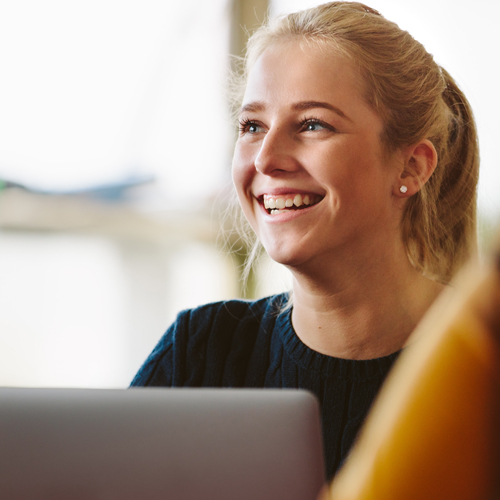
[263,193,313,210]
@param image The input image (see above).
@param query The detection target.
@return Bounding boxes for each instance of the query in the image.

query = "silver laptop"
[0,387,325,500]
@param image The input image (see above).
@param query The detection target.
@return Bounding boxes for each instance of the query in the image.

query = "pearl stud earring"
[400,185,408,194]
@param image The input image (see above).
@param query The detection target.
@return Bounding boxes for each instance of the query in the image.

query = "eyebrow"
[293,101,352,122]
[239,100,352,122]
[239,102,265,114]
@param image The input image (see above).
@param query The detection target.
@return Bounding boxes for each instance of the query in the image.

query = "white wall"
[0,231,239,387]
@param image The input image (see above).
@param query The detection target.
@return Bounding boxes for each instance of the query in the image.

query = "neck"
[288,237,445,360]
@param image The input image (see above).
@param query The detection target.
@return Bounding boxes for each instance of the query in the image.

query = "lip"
[254,187,324,198]
[254,194,323,222]
[253,187,325,216]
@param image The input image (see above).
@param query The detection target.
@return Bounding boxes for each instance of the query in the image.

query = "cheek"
[231,144,255,200]
[318,142,378,187]
[310,146,361,193]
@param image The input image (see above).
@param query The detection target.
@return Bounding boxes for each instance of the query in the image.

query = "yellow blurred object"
[323,247,500,500]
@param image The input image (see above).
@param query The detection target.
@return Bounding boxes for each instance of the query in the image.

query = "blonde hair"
[233,1,479,285]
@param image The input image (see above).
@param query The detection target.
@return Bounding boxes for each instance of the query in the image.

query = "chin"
[264,245,308,269]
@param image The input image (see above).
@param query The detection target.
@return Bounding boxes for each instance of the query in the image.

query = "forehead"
[242,40,367,112]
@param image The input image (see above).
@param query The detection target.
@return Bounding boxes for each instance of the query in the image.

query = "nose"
[254,127,298,176]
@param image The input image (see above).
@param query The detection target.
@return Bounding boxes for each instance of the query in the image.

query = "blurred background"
[0,0,498,388]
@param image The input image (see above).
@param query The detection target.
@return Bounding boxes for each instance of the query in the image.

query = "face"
[232,41,401,269]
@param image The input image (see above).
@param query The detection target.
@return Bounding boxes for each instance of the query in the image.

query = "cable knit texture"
[131,293,400,479]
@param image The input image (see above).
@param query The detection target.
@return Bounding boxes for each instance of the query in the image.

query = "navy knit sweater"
[131,293,400,479]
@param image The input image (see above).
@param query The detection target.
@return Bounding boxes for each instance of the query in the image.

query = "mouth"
[260,193,323,215]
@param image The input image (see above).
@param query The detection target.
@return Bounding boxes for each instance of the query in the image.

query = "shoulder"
[130,293,287,387]
[173,294,286,350]
[181,293,285,332]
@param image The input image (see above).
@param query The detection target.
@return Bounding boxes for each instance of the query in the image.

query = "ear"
[394,139,438,197]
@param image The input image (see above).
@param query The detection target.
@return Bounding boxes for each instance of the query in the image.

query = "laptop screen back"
[0,387,325,500]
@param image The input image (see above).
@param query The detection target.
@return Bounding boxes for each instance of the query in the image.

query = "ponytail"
[402,68,479,282]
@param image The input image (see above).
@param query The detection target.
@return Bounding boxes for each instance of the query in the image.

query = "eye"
[302,119,328,132]
[248,123,262,133]
[239,118,265,135]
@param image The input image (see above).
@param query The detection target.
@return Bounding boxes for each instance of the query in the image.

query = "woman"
[131,1,479,480]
